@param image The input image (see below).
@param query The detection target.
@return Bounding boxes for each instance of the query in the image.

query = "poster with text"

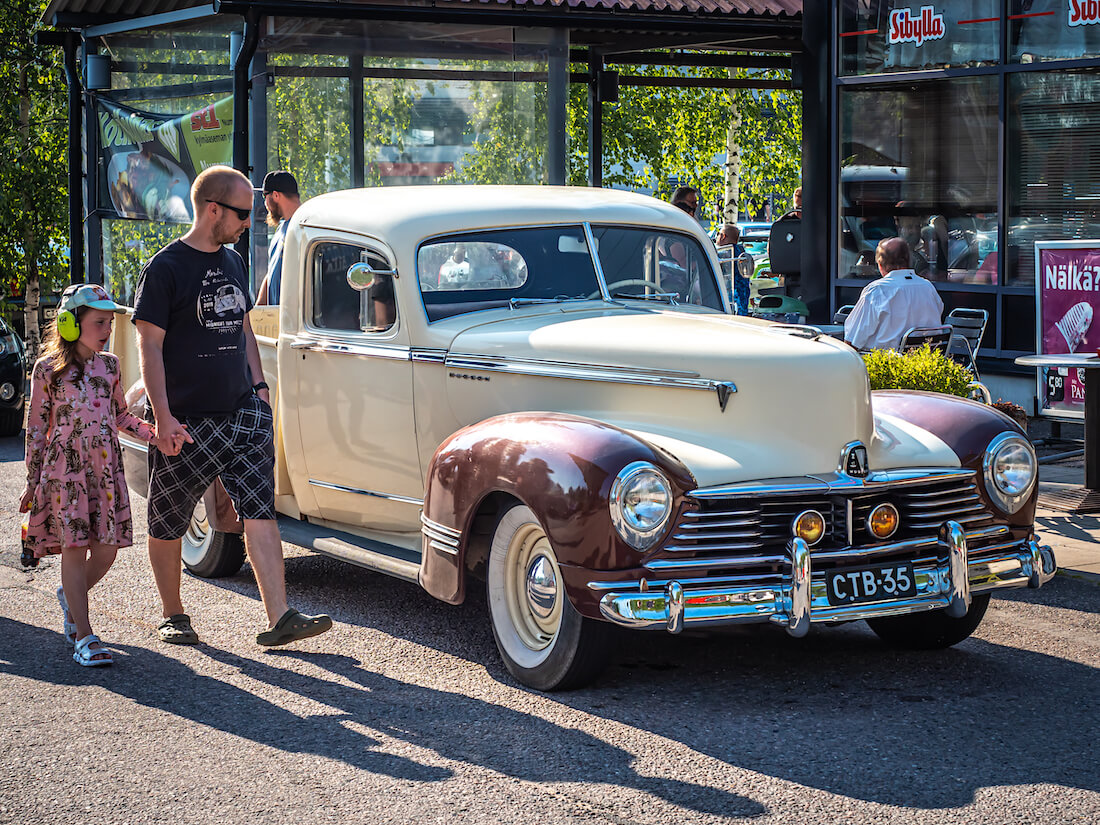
[1034,241,1100,419]
[97,96,234,223]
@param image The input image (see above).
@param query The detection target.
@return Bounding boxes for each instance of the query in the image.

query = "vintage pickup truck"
[115,185,1055,690]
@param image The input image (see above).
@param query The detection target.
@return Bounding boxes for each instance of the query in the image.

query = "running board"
[277,516,421,583]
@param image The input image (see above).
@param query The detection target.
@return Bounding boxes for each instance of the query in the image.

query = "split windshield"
[417,224,724,321]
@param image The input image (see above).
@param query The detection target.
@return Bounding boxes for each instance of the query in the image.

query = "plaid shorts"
[147,394,276,540]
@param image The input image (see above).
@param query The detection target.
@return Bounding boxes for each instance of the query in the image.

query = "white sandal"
[73,634,113,667]
[56,586,77,645]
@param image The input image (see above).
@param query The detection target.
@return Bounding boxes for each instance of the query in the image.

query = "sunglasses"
[207,199,252,220]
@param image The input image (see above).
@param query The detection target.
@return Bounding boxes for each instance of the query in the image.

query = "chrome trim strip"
[443,352,733,392]
[119,434,149,454]
[688,468,976,500]
[420,513,462,540]
[583,222,613,302]
[289,339,412,361]
[307,478,423,506]
[410,348,448,363]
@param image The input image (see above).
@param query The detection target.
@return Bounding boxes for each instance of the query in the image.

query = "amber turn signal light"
[792,509,826,546]
[866,503,900,540]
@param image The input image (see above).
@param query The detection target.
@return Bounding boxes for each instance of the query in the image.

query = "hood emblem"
[715,382,737,412]
[840,442,869,478]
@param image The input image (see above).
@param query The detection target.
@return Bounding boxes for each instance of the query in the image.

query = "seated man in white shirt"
[844,236,944,351]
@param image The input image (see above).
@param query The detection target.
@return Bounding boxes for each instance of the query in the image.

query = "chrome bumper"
[594,521,1057,634]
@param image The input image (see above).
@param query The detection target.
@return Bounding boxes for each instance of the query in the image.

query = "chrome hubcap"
[525,556,558,621]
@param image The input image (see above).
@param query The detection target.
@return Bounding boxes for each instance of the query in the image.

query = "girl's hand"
[154,416,193,456]
[19,486,34,513]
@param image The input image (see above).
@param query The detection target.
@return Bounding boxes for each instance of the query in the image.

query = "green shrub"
[861,345,973,398]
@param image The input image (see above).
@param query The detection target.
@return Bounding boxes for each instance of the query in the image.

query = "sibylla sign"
[888,5,946,46]
[1069,0,1100,27]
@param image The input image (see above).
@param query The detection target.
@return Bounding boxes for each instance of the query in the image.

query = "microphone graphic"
[1054,302,1094,353]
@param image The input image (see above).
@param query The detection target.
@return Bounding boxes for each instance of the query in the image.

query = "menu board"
[1034,241,1100,420]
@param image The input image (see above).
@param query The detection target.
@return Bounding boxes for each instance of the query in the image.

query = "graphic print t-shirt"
[134,239,254,416]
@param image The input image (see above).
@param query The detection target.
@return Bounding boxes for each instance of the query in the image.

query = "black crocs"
[256,608,333,647]
[157,614,200,645]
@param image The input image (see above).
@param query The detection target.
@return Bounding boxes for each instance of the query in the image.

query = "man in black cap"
[255,170,301,305]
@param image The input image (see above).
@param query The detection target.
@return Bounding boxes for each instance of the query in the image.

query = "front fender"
[873,390,1037,526]
[419,412,695,605]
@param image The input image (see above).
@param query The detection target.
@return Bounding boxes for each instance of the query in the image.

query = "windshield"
[417,224,725,322]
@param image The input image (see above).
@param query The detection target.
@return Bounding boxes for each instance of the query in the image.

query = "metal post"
[62,36,84,285]
[351,54,365,188]
[800,0,832,323]
[82,49,102,287]
[546,28,568,186]
[587,54,603,188]
[232,13,260,269]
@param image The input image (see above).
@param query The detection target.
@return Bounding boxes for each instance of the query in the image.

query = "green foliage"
[566,59,802,225]
[862,345,974,397]
[0,0,70,302]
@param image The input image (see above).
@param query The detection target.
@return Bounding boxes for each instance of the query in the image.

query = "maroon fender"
[419,412,695,605]
[873,390,1037,526]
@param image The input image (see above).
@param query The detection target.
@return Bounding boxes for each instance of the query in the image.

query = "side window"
[311,242,397,333]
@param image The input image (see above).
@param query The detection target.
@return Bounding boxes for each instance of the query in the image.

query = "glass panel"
[418,226,599,321]
[1010,0,1100,63]
[311,243,395,332]
[101,219,187,307]
[839,75,998,284]
[590,226,724,310]
[1002,293,1036,351]
[839,0,1000,76]
[1007,70,1100,286]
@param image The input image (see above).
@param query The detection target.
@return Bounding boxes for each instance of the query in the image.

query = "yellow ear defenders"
[57,286,81,342]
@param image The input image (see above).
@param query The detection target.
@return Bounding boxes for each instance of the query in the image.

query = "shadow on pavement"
[0,616,764,819]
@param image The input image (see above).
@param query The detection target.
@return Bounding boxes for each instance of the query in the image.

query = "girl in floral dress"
[19,284,167,667]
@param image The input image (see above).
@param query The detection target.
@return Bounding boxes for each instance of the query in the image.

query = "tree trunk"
[722,83,742,226]
[18,63,42,363]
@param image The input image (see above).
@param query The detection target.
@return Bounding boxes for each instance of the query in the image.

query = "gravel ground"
[0,434,1098,825]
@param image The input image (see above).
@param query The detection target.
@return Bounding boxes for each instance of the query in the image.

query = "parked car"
[736,221,772,258]
[115,185,1055,691]
[0,316,26,436]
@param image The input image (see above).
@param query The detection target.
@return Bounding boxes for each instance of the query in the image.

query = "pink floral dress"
[24,352,154,556]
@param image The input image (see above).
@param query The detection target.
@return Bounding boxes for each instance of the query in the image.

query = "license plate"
[825,562,917,606]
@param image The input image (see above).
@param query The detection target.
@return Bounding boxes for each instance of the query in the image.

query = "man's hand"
[256,387,271,406]
[155,416,194,456]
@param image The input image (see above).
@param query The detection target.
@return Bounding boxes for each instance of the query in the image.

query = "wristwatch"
[253,381,269,392]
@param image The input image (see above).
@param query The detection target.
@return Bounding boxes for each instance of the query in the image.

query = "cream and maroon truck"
[115,185,1055,691]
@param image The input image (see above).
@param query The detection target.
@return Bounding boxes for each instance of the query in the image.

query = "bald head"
[876,236,911,275]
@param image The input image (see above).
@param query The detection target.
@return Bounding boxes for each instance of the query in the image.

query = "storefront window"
[839,75,998,284]
[1010,0,1100,63]
[1007,70,1100,286]
[839,0,1000,76]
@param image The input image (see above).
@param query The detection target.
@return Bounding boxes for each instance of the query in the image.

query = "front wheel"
[866,593,991,649]
[487,503,612,691]
[181,494,245,578]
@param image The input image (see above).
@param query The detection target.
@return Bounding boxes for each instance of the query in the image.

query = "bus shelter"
[39,0,828,313]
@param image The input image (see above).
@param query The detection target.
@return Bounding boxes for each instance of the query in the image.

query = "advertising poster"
[97,96,234,223]
[1034,241,1100,420]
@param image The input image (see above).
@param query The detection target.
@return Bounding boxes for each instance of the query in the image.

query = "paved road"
[1,434,1097,825]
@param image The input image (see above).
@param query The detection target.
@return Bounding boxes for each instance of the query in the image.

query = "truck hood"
[443,307,897,487]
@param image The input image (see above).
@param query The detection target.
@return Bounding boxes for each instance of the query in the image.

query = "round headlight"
[983,432,1037,514]
[866,503,899,540]
[609,462,673,550]
[792,509,826,546]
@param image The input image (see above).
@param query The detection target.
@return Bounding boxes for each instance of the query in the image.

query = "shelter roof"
[44,0,802,27]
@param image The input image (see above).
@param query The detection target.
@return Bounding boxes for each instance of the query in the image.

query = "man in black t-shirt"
[134,164,332,647]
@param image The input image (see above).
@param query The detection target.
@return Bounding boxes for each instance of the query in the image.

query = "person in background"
[255,170,301,306]
[777,186,802,221]
[844,236,944,352]
[715,223,749,316]
[134,164,332,647]
[671,186,699,218]
[20,284,174,666]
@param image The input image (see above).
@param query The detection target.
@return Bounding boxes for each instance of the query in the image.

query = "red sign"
[1036,243,1100,418]
[1069,0,1100,27]
[888,5,946,46]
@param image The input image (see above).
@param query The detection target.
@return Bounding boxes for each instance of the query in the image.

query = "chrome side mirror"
[347,261,398,291]
[735,251,755,280]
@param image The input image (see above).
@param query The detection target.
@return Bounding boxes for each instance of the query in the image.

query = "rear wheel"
[181,495,245,578]
[487,503,612,691]
[866,593,991,649]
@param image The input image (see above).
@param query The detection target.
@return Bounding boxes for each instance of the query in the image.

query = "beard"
[213,215,246,246]
[266,202,284,227]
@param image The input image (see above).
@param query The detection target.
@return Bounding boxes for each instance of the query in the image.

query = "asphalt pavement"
[1,432,1097,825]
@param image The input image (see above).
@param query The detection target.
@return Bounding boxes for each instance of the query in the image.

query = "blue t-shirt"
[267,219,287,305]
[133,240,254,417]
